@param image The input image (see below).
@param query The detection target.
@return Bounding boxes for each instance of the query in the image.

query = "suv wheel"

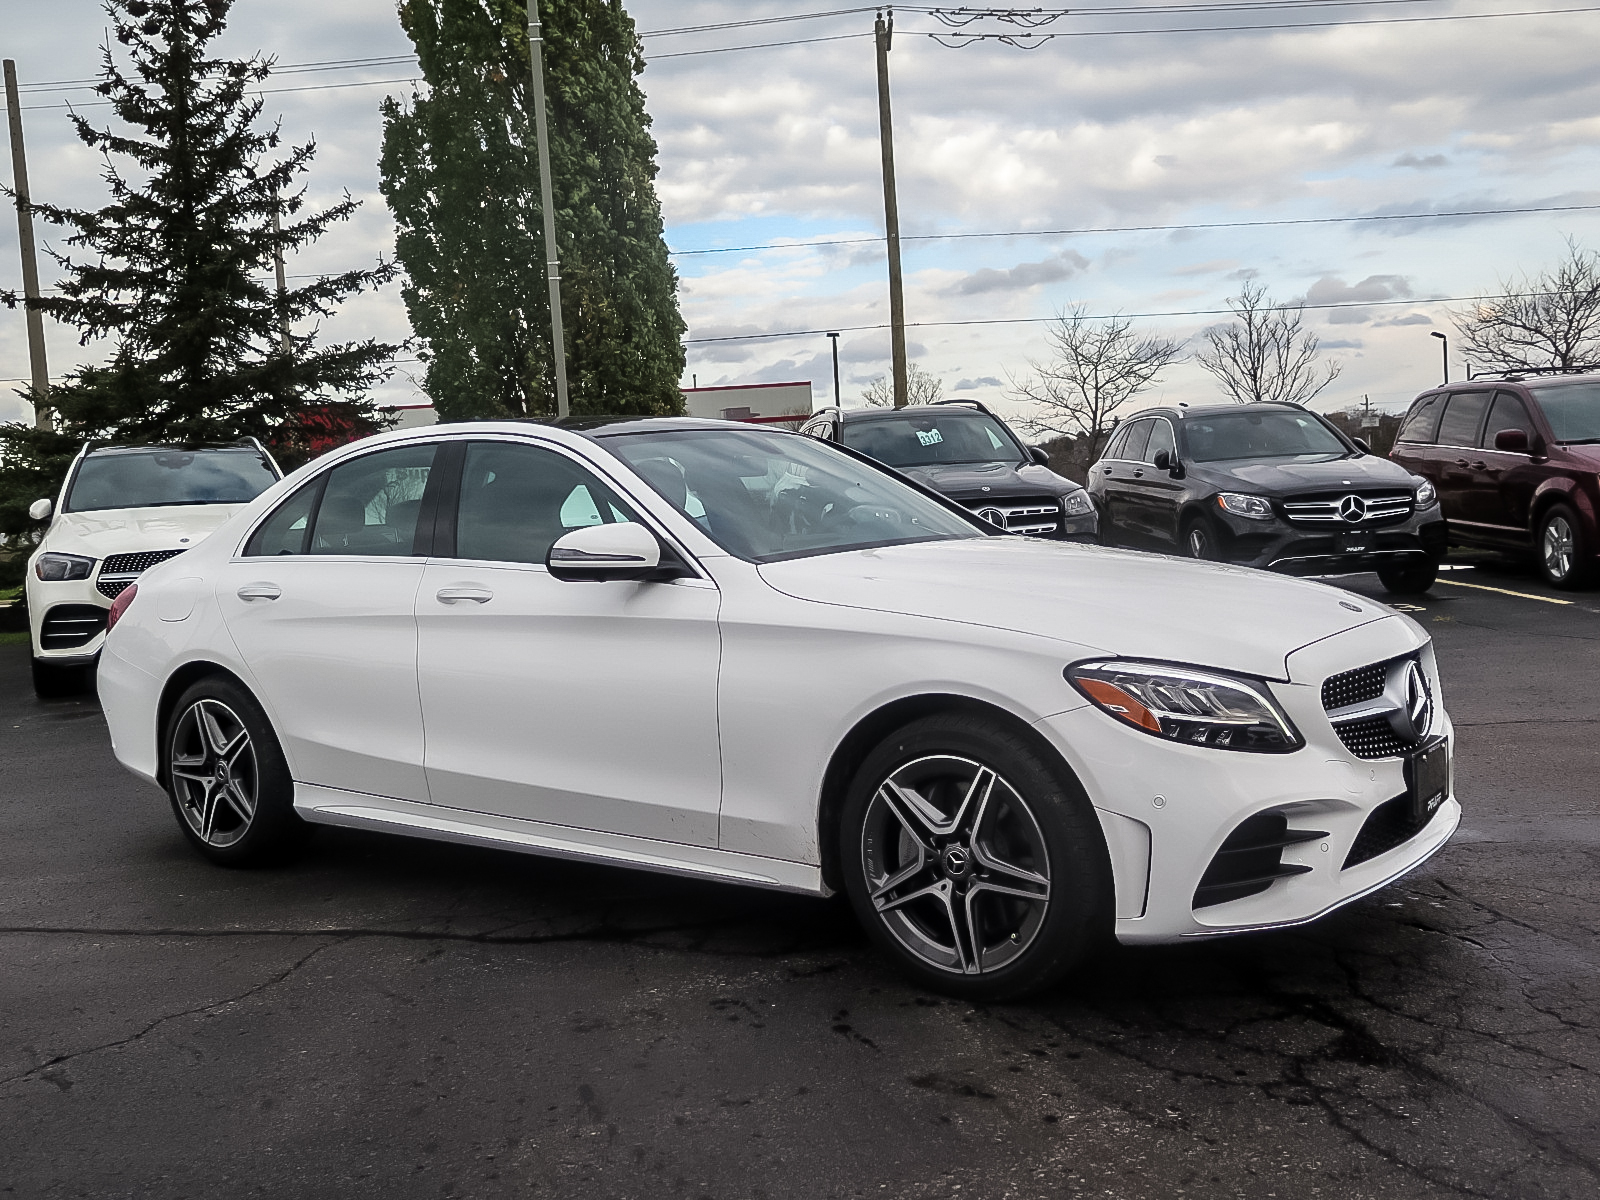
[839,713,1110,1000]
[1538,504,1593,589]
[1183,518,1216,560]
[1377,560,1437,595]
[163,676,306,866]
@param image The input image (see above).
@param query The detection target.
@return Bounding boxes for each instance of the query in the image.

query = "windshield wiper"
[1558,437,1600,445]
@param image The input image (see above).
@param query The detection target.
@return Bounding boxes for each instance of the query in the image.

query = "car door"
[1469,390,1541,541]
[1124,417,1183,550]
[1098,419,1152,546]
[414,438,723,847]
[1391,392,1447,490]
[216,441,439,803]
[1432,390,1492,532]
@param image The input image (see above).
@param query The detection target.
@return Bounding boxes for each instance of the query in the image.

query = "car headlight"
[1415,479,1438,508]
[1066,660,1302,753]
[34,552,95,582]
[1061,490,1094,517]
[1216,493,1274,520]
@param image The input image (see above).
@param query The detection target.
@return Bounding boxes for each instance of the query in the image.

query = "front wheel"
[1183,518,1217,560]
[1538,504,1594,589]
[1377,560,1438,595]
[839,713,1111,1001]
[163,676,305,866]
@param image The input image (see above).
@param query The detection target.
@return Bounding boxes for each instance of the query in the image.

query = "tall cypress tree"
[379,0,685,420]
[0,0,398,573]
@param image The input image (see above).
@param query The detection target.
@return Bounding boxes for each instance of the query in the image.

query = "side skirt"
[294,783,830,897]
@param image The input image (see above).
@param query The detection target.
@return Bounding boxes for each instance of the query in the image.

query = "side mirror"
[546,522,663,582]
[1028,445,1050,467]
[28,498,52,521]
[1493,428,1529,453]
[1352,437,1372,455]
[1151,449,1170,471]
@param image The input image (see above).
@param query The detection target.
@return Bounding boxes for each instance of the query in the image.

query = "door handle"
[1102,468,1113,475]
[1470,460,1487,470]
[1133,469,1145,478]
[236,583,281,602]
[435,586,494,605]
[1454,459,1470,468]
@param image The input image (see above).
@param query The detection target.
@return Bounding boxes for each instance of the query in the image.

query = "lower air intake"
[1193,811,1326,910]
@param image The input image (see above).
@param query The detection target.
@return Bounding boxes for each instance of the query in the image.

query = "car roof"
[82,442,266,457]
[827,403,996,423]
[1122,402,1310,422]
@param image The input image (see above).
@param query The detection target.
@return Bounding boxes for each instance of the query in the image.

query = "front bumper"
[1211,510,1447,575]
[1033,617,1458,944]
[24,576,111,662]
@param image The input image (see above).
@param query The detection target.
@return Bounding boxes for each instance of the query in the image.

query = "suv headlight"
[34,552,95,582]
[1066,660,1302,753]
[1061,490,1094,517]
[1415,479,1437,508]
[1217,493,1274,520]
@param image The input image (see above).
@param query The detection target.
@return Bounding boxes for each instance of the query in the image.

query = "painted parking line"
[1435,579,1574,605]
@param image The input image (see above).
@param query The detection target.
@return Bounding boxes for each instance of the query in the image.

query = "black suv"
[1088,402,1446,593]
[798,400,1098,540]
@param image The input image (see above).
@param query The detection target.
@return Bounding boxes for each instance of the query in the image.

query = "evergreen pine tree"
[0,0,398,577]
[379,0,685,420]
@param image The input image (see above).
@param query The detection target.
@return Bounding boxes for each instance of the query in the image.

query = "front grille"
[963,498,1061,536]
[1333,716,1415,759]
[39,604,108,650]
[1193,811,1325,909]
[97,578,134,600]
[1322,654,1429,759]
[1344,793,1438,867]
[101,549,186,576]
[1282,491,1414,525]
[1321,661,1388,711]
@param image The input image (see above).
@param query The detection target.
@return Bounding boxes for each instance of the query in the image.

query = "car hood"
[1192,454,1416,494]
[43,505,248,561]
[894,460,1080,499]
[758,537,1388,680]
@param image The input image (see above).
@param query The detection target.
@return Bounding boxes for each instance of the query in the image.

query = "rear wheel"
[839,713,1110,1001]
[1537,504,1594,589]
[1377,560,1438,595]
[163,676,305,866]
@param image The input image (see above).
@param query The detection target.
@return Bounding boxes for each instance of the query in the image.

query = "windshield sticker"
[916,428,944,447]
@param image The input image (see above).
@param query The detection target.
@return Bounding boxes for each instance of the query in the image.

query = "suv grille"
[1322,654,1430,759]
[39,604,108,650]
[964,498,1060,536]
[1282,491,1414,525]
[97,548,186,599]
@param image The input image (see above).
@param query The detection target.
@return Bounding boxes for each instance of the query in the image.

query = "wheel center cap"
[214,763,229,783]
[942,846,972,878]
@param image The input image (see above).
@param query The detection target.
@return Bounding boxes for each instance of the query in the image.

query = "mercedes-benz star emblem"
[1338,494,1368,523]
[1401,661,1432,740]
[978,507,1006,527]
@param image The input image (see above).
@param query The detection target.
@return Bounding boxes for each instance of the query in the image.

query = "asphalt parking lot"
[2,556,1598,1200]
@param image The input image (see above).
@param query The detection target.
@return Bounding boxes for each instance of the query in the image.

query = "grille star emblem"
[1338,495,1368,523]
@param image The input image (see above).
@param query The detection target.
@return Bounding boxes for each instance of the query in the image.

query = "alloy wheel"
[1188,526,1210,558]
[1543,515,1575,581]
[169,699,259,848]
[860,755,1052,975]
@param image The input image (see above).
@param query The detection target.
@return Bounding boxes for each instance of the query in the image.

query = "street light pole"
[4,59,52,430]
[874,9,909,409]
[827,331,841,407]
[1430,330,1448,385]
[527,0,570,419]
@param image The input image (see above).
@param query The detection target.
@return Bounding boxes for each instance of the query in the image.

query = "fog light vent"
[1193,811,1326,910]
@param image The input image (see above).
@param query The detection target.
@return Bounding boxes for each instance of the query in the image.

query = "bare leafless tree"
[861,362,943,407]
[1008,305,1183,460]
[1196,281,1340,406]
[1454,239,1600,372]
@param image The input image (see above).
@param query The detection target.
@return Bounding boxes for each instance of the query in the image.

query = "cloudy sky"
[4,0,1599,432]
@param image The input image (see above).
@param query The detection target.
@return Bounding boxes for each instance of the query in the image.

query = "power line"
[680,291,1501,344]
[8,76,422,113]
[670,202,1600,257]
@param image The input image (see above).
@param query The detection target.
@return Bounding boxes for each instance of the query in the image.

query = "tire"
[838,713,1111,1001]
[1182,517,1217,561]
[1377,560,1438,595]
[31,658,88,699]
[162,675,306,866]
[1536,504,1595,589]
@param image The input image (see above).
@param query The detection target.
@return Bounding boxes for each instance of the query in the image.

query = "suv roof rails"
[1464,364,1600,382]
[929,398,995,416]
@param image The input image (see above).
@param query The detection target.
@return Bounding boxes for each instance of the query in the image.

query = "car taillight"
[107,583,138,632]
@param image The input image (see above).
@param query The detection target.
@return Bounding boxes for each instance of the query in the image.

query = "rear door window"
[1481,392,1533,448]
[1436,392,1491,448]
[1396,394,1445,444]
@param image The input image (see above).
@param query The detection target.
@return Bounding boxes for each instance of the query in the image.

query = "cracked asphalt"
[2,557,1598,1199]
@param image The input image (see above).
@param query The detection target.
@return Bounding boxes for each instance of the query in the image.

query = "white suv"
[26,442,281,697]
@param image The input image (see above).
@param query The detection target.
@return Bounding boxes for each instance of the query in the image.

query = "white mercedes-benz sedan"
[97,418,1459,999]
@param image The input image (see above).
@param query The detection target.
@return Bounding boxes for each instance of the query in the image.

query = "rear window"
[66,448,278,513]
[1396,394,1445,444]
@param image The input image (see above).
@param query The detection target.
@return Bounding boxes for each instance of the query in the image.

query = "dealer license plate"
[1337,532,1372,554]
[1406,739,1451,824]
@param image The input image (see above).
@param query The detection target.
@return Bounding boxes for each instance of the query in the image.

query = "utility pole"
[4,59,52,430]
[270,184,291,356]
[874,10,908,409]
[527,0,570,419]
[827,331,841,407]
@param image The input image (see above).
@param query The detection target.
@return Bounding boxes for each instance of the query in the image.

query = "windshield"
[65,448,279,513]
[604,428,981,562]
[841,411,1024,468]
[1184,411,1348,462]
[1530,383,1600,442]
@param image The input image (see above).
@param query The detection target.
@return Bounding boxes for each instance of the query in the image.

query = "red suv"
[1389,371,1600,587]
